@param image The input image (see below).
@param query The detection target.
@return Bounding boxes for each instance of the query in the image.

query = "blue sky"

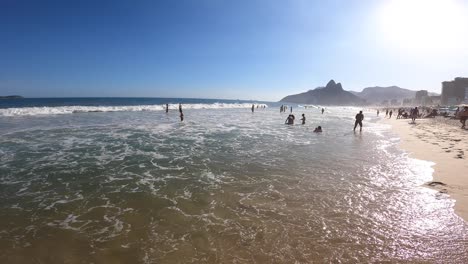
[1,0,467,101]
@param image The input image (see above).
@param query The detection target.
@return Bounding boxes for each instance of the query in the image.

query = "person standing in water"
[354,111,364,132]
[179,103,183,121]
[290,106,293,113]
[252,104,255,113]
[301,114,306,125]
[322,108,325,114]
[389,110,393,119]
[166,103,169,113]
[377,109,379,116]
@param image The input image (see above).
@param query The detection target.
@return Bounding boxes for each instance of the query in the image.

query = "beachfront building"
[441,77,468,105]
[415,90,429,105]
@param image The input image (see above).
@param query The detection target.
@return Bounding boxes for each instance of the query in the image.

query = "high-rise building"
[415,90,429,105]
[441,77,468,105]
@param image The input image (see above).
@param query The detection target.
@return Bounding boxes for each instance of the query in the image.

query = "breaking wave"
[0,103,267,116]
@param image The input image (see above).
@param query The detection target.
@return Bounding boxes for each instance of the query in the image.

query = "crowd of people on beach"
[378,105,468,128]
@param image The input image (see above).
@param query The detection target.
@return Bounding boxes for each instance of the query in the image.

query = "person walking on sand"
[411,107,419,123]
[166,103,169,113]
[458,106,468,129]
[354,111,364,132]
[300,114,306,125]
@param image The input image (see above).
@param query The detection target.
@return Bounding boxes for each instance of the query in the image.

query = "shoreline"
[383,116,468,221]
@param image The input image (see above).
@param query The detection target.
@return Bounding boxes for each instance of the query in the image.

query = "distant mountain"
[280,80,365,105]
[350,86,439,104]
[0,95,23,99]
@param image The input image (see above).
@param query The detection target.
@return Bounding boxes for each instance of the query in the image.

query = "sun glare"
[378,0,468,53]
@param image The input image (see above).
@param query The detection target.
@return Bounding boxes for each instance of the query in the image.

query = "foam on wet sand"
[385,116,468,221]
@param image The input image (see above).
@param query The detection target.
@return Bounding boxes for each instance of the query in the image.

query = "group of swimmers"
[165,103,363,133]
[284,113,322,132]
[280,105,292,113]
[251,104,267,112]
[165,103,184,121]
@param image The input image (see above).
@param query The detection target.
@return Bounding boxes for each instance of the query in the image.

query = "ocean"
[0,98,467,263]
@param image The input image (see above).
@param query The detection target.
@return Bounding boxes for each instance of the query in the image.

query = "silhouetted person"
[354,111,364,132]
[377,110,379,116]
[389,110,393,119]
[252,104,255,113]
[385,109,388,117]
[313,126,322,132]
[301,114,306,125]
[290,106,293,113]
[179,103,182,114]
[166,104,169,113]
[285,114,295,125]
[458,106,468,129]
[322,108,325,114]
[180,111,184,122]
[411,107,419,122]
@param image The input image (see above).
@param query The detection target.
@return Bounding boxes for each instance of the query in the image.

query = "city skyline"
[1,0,468,101]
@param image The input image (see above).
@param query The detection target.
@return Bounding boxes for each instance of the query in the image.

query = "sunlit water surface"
[0,107,467,263]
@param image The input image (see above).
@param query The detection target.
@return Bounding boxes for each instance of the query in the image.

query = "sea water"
[0,98,467,263]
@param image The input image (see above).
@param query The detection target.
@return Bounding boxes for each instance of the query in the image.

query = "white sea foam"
[0,103,267,116]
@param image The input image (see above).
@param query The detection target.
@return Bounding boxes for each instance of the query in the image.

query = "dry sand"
[384,116,468,221]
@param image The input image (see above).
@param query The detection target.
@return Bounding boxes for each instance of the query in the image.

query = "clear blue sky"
[1,0,467,101]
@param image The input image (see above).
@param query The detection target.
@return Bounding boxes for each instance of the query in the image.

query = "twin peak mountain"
[280,80,364,105]
[279,80,425,105]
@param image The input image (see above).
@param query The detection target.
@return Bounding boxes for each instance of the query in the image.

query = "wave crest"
[0,103,268,116]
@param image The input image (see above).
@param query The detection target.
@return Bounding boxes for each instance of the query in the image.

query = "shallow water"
[0,106,467,263]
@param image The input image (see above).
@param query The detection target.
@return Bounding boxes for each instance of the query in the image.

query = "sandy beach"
[385,116,468,221]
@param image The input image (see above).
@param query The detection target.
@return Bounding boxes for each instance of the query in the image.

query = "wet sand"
[385,116,468,221]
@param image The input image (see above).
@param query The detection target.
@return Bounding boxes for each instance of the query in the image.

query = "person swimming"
[285,114,295,125]
[313,126,322,132]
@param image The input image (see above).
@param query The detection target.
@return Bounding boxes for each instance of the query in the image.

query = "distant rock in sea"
[280,80,365,105]
[0,95,23,99]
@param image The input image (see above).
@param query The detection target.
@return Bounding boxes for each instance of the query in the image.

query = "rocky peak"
[324,79,343,91]
[326,80,336,88]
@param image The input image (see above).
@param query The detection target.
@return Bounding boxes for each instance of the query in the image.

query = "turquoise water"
[0,101,467,263]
